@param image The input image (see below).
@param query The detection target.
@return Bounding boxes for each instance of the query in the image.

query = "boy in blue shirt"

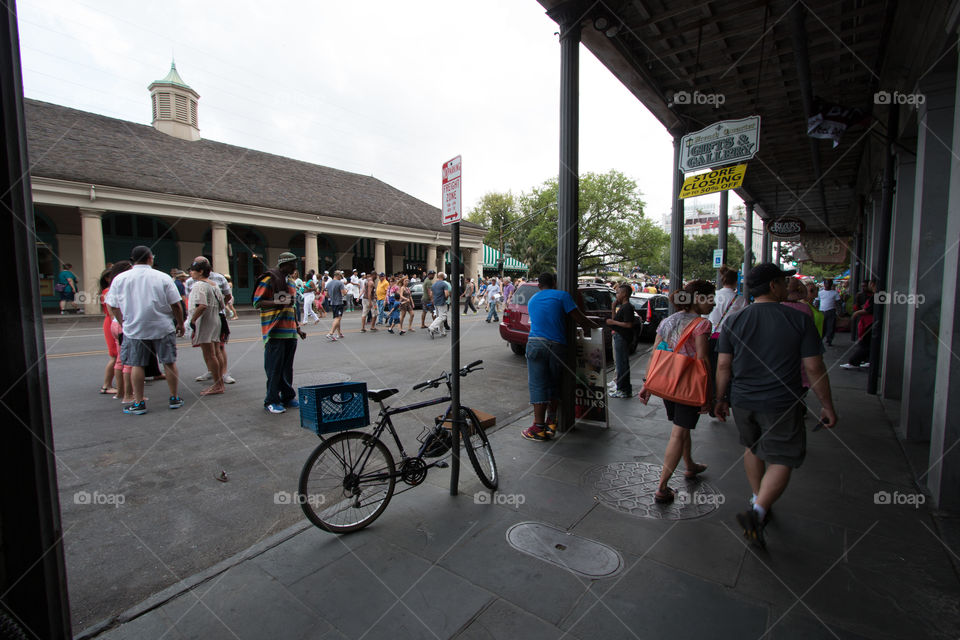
[523,273,598,441]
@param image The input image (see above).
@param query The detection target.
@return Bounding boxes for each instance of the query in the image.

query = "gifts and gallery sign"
[679,116,761,172]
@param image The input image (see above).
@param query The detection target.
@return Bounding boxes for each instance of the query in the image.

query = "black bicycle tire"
[460,407,498,490]
[298,431,396,533]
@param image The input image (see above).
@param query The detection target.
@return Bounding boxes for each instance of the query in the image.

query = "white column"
[211,221,229,277]
[79,208,105,315]
[305,231,319,275]
[436,246,447,274]
[374,239,386,274]
[426,244,437,274]
[467,247,481,281]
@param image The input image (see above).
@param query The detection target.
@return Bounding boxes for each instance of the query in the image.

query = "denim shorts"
[526,337,566,404]
[125,332,178,366]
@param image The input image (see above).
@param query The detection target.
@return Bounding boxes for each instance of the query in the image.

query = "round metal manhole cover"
[581,462,723,520]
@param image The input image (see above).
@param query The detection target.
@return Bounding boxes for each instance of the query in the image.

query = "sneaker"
[840,363,859,370]
[859,362,870,368]
[195,371,213,382]
[123,401,147,415]
[222,374,237,384]
[736,509,766,549]
[284,399,300,409]
[265,403,286,414]
[325,334,337,341]
[387,328,394,334]
[521,424,551,441]
[608,390,629,398]
[168,396,184,409]
[607,380,617,390]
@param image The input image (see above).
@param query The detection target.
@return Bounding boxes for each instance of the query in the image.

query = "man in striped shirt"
[253,252,306,414]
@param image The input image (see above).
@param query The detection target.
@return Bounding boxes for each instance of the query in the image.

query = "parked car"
[410,283,424,309]
[500,282,641,356]
[629,293,671,341]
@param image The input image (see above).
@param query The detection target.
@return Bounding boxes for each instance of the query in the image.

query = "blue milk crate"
[298,382,370,435]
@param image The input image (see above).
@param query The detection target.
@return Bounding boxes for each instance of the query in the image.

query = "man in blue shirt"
[427,272,452,337]
[523,272,597,441]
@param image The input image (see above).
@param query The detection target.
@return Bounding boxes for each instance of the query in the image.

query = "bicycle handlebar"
[412,360,484,391]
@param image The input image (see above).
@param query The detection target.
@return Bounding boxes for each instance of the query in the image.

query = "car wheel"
[510,342,526,356]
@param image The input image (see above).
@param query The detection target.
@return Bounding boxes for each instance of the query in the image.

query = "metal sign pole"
[449,221,461,495]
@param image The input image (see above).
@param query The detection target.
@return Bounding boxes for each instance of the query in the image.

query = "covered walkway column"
[211,221,229,278]
[668,135,683,300]
[374,239,385,275]
[304,231,318,275]
[718,190,728,283]
[79,208,105,315]
[929,47,960,510]
[743,202,754,275]
[548,0,581,431]
[899,72,953,435]
[426,244,437,274]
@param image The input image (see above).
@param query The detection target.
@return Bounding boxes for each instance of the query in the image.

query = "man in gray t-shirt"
[325,272,347,340]
[715,263,837,549]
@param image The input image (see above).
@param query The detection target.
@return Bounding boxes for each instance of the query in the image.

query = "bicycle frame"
[373,394,453,462]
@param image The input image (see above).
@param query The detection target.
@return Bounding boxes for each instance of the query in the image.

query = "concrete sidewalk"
[81,350,960,640]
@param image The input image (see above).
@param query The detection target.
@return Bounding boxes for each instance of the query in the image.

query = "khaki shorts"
[733,403,806,468]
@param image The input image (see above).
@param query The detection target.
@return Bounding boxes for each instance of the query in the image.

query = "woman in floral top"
[639,279,716,504]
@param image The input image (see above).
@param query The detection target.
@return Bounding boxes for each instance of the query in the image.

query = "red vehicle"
[499,282,641,356]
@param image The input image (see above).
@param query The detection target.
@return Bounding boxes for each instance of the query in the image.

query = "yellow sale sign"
[679,164,747,199]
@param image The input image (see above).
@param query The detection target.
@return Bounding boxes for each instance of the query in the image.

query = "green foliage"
[681,234,746,281]
[465,170,670,277]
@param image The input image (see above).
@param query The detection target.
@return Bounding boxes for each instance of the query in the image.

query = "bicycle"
[298,360,498,533]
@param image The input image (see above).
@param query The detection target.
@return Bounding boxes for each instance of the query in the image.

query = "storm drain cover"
[506,522,623,579]
[581,462,723,520]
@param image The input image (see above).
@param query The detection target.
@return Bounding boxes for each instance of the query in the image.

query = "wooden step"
[436,409,496,430]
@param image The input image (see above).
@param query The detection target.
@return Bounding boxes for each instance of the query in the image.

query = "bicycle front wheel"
[298,431,396,533]
[460,408,498,490]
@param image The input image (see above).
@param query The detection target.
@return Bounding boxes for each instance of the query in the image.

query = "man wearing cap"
[715,263,838,549]
[105,245,185,415]
[253,252,306,414]
[184,256,237,385]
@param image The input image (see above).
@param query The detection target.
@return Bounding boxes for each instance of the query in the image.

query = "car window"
[630,298,648,313]
[511,284,539,306]
[412,284,422,293]
[581,288,613,312]
[654,296,669,311]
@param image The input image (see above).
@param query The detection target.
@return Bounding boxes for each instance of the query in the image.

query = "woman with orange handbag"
[638,279,716,504]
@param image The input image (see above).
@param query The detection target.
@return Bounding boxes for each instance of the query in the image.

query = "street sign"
[713,249,724,269]
[679,116,760,172]
[679,163,747,199]
[442,155,462,226]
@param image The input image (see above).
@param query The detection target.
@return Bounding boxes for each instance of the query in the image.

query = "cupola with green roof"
[148,62,200,141]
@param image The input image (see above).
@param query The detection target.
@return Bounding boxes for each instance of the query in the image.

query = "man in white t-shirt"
[105,245,185,415]
[816,279,841,346]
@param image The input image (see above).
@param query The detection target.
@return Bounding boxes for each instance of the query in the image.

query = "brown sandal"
[684,464,708,479]
[654,487,676,504]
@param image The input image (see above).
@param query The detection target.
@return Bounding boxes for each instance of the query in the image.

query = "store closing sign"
[679,164,747,199]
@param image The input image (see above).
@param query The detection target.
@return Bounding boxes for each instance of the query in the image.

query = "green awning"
[482,244,528,272]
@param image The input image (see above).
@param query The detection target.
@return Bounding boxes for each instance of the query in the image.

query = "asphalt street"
[44,309,646,630]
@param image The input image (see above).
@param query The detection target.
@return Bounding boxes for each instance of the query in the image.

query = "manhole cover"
[506,522,623,578]
[581,462,723,520]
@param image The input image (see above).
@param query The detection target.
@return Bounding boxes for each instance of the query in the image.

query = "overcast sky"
[16,0,734,223]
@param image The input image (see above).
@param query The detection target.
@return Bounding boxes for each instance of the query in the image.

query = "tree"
[514,170,666,275]
[465,191,518,249]
[681,233,746,281]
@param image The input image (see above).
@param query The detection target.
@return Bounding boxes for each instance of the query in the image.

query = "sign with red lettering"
[441,155,461,226]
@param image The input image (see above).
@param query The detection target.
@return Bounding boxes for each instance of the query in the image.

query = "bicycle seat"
[368,388,399,402]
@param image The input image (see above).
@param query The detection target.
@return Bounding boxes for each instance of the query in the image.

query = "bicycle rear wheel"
[460,408,498,490]
[298,431,396,533]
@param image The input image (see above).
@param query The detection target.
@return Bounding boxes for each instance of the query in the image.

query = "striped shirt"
[253,272,298,342]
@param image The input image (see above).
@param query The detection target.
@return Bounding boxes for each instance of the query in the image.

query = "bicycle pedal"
[435,460,449,468]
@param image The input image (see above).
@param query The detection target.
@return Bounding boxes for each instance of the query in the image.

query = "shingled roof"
[24,98,481,233]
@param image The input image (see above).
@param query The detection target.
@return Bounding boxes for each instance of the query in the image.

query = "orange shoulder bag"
[644,318,709,406]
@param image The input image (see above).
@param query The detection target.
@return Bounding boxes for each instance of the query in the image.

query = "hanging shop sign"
[807,99,868,148]
[768,217,806,238]
[792,234,850,264]
[679,115,761,172]
[679,164,747,199]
